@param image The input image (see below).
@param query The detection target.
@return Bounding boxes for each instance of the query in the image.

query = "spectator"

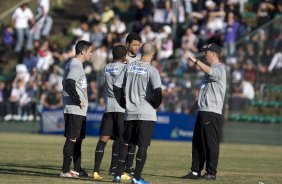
[91,44,107,72]
[16,64,30,83]
[230,71,255,111]
[110,16,126,35]
[12,3,34,53]
[19,80,36,121]
[2,25,14,49]
[87,80,98,109]
[268,43,282,73]
[36,40,54,72]
[34,0,53,40]
[140,24,156,42]
[72,22,91,42]
[0,80,8,120]
[90,24,105,47]
[40,82,62,110]
[257,1,275,26]
[153,0,176,25]
[22,50,37,73]
[5,77,26,121]
[101,5,115,24]
[155,25,173,60]
[48,64,63,91]
[181,27,199,53]
[224,11,239,57]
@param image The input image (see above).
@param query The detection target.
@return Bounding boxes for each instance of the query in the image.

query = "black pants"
[191,111,223,175]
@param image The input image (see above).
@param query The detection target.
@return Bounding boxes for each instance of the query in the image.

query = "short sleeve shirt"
[62,57,88,116]
[104,61,126,113]
[12,7,33,29]
[114,60,162,121]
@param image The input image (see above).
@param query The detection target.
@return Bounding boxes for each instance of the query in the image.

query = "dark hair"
[75,40,92,55]
[126,32,142,44]
[112,45,127,60]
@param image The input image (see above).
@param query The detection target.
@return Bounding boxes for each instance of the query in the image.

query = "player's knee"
[100,136,110,142]
[137,146,147,155]
[129,144,136,151]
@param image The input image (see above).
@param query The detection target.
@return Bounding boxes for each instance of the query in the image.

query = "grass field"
[0,133,282,184]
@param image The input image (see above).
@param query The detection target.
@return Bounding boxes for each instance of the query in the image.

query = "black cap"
[201,43,221,55]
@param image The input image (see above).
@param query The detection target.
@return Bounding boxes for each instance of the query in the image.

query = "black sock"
[115,144,128,177]
[109,139,120,172]
[94,140,107,172]
[62,139,75,173]
[125,145,136,173]
[73,140,82,172]
[134,146,147,180]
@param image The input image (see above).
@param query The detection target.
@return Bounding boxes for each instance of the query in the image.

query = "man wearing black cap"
[181,43,226,180]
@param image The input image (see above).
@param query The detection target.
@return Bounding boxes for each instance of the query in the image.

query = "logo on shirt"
[200,75,209,89]
[80,78,87,89]
[105,67,119,73]
[128,65,148,74]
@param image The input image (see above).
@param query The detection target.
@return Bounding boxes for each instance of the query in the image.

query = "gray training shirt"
[198,63,226,114]
[114,60,162,121]
[103,61,126,113]
[62,57,88,116]
[126,53,141,63]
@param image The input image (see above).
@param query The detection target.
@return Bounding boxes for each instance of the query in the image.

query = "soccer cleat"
[113,176,121,183]
[93,172,103,180]
[200,173,216,180]
[60,171,78,178]
[72,169,88,177]
[131,178,149,184]
[181,171,201,179]
[121,172,132,180]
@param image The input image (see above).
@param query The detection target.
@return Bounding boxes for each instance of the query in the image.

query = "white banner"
[41,109,64,132]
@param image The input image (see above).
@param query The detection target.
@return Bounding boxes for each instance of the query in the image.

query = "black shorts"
[100,112,124,139]
[64,113,86,140]
[123,120,155,147]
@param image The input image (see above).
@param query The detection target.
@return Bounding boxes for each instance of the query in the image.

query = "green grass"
[0,133,282,184]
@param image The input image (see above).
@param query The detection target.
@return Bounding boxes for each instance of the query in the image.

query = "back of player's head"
[140,42,156,56]
[112,45,127,60]
[126,32,142,44]
[75,40,92,55]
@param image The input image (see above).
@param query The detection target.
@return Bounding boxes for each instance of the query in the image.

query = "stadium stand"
[0,0,282,124]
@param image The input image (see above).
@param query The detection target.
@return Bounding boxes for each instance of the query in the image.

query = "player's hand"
[184,51,197,63]
[80,101,86,109]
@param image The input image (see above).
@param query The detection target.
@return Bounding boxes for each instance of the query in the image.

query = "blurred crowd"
[0,0,282,121]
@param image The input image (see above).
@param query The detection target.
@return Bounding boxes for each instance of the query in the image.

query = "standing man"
[60,40,92,178]
[33,0,53,40]
[113,42,163,184]
[12,3,34,53]
[182,43,226,180]
[92,45,131,181]
[125,32,142,63]
[117,32,143,176]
